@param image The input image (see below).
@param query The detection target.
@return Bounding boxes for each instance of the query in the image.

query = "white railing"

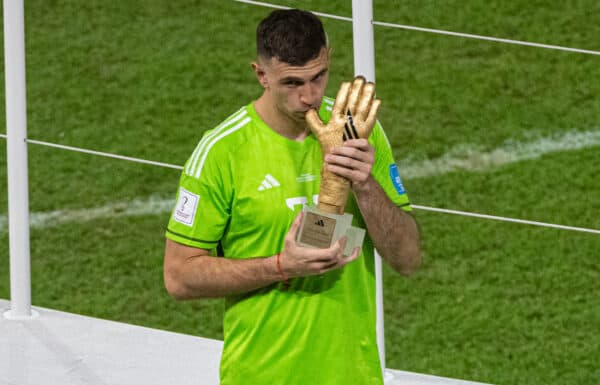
[3,0,35,320]
[234,0,600,56]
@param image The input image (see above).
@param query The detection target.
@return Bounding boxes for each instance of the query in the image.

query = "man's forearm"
[164,241,282,299]
[164,212,364,300]
[354,176,420,275]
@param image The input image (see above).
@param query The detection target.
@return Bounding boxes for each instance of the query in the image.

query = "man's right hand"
[279,212,360,278]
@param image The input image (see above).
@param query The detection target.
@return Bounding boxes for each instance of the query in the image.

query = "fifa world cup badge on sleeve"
[297,76,381,255]
[173,187,199,226]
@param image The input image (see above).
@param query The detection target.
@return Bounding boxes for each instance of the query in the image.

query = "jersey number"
[285,195,319,211]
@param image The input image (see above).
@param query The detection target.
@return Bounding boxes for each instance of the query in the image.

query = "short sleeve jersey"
[166,97,411,385]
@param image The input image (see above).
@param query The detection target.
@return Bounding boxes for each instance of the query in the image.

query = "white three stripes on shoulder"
[185,108,247,175]
[193,116,251,179]
[185,108,250,178]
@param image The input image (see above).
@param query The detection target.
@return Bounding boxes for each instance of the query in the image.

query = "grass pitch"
[1,1,599,384]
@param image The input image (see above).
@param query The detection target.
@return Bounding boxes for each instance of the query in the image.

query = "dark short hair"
[256,9,327,66]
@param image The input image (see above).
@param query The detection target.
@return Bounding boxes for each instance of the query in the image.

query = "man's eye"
[285,81,302,87]
[314,71,327,81]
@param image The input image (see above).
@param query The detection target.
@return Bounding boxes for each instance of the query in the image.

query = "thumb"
[334,236,348,253]
[306,109,325,136]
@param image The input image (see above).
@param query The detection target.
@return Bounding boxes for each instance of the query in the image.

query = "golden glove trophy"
[296,76,381,255]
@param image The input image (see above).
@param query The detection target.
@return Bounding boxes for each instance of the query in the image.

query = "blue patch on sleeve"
[389,164,406,195]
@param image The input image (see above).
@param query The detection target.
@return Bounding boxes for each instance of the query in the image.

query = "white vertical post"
[3,0,35,320]
[352,0,376,83]
[351,0,390,380]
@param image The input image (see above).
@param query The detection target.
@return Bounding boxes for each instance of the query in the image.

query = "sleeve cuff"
[165,228,220,250]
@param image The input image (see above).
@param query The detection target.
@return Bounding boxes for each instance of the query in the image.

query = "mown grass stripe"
[1,129,599,233]
[400,129,600,179]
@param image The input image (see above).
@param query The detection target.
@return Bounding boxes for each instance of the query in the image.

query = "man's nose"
[299,83,320,107]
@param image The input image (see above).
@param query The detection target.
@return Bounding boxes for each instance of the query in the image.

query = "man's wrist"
[274,253,290,289]
[352,174,377,195]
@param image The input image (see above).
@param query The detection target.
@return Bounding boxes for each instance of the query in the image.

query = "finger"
[306,252,341,267]
[321,245,360,273]
[306,109,326,137]
[331,81,351,119]
[363,98,381,138]
[335,236,348,255]
[327,145,374,176]
[355,82,375,123]
[312,237,347,272]
[327,164,370,184]
[306,241,346,262]
[326,153,366,169]
[337,235,348,243]
[328,142,374,163]
[304,237,345,263]
[314,258,340,273]
[343,246,361,262]
[337,139,371,153]
[346,76,366,116]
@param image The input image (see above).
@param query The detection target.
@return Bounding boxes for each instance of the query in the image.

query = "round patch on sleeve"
[389,164,406,195]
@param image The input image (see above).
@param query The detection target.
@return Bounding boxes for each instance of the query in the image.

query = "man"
[164,9,420,385]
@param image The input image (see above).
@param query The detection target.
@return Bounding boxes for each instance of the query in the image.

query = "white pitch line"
[0,196,175,232]
[399,129,600,179]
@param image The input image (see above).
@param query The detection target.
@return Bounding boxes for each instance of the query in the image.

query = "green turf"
[1,1,599,384]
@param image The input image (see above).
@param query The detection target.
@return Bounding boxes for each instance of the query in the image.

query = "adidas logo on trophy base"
[296,205,365,256]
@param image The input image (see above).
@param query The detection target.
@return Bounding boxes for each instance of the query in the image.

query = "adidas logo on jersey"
[258,174,280,191]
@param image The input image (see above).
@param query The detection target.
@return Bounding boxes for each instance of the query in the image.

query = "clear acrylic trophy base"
[296,205,366,256]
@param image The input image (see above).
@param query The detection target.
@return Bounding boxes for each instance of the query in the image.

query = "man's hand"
[325,138,375,193]
[280,212,360,278]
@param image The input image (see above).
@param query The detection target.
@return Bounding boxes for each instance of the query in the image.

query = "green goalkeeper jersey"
[166,97,411,385]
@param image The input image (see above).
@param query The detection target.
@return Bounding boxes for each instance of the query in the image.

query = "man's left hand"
[324,138,375,193]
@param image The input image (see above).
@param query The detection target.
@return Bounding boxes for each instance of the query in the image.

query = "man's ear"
[251,61,269,89]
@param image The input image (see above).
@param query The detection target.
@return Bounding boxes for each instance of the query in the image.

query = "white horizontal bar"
[412,205,600,235]
[234,0,352,22]
[0,135,183,170]
[372,21,600,56]
[233,0,600,56]
[1,134,598,236]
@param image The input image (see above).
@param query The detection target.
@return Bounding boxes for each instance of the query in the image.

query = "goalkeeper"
[164,8,420,385]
